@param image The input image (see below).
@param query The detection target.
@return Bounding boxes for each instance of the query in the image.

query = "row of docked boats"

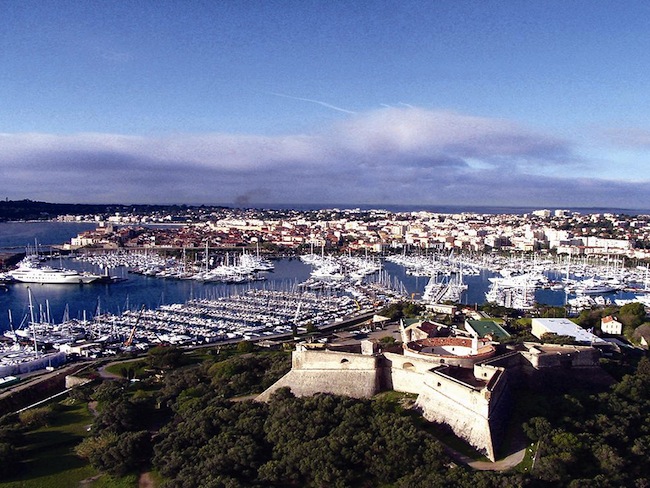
[389,250,650,310]
[299,253,382,290]
[1,287,373,365]
[422,270,468,303]
[75,249,274,284]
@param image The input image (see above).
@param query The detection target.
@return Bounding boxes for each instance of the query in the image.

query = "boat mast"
[8,310,16,342]
[27,286,35,325]
[27,287,38,357]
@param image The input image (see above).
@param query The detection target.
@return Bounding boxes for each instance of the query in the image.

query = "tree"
[619,302,647,329]
[523,416,552,442]
[18,407,52,428]
[92,380,127,402]
[540,332,575,345]
[76,430,151,477]
[236,340,254,354]
[94,395,149,434]
[636,356,650,378]
[147,345,183,370]
[379,336,397,345]
[0,442,19,478]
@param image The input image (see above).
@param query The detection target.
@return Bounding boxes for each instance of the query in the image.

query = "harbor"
[1,221,650,376]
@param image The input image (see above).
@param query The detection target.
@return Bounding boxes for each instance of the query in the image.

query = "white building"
[601,316,623,336]
[531,318,606,344]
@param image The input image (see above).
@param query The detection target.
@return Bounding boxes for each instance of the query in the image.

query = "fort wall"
[416,381,496,461]
[402,337,496,368]
[258,341,595,462]
[521,344,600,369]
[382,352,436,394]
[256,349,381,401]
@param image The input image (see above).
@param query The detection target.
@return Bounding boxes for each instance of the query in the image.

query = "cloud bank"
[0,107,647,208]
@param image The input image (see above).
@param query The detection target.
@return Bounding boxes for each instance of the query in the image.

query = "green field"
[0,400,99,488]
[0,397,149,487]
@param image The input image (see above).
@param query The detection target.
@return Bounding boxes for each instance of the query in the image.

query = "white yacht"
[8,258,101,284]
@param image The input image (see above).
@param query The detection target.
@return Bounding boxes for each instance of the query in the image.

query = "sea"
[0,220,638,333]
[245,203,650,216]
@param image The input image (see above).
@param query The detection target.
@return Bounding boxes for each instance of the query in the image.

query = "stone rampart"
[381,352,437,394]
[258,347,512,461]
[521,344,600,369]
[256,349,381,401]
[421,368,490,417]
[416,378,496,461]
[403,337,496,368]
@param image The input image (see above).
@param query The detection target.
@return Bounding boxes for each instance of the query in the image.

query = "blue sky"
[1,0,650,208]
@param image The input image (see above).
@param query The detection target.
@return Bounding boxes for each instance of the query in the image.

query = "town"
[1,204,650,487]
[57,205,650,259]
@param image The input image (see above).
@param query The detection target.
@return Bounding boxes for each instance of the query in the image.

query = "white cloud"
[0,107,646,208]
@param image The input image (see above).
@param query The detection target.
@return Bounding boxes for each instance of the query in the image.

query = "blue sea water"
[0,257,313,332]
[0,219,315,331]
[246,203,650,216]
[0,221,97,252]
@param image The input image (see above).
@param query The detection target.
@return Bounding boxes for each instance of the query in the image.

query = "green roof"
[402,318,421,327]
[466,320,510,340]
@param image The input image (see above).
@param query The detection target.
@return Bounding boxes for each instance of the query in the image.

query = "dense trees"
[75,379,154,476]
[153,388,449,487]
[381,301,424,319]
[523,356,650,486]
[0,417,21,479]
[147,345,184,371]
[619,302,648,336]
[68,345,650,486]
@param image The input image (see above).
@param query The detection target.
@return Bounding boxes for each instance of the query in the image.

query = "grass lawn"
[0,399,154,488]
[514,441,537,473]
[0,399,98,488]
[87,474,139,487]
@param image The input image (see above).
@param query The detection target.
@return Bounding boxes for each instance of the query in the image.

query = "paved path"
[468,446,527,471]
[139,472,155,488]
[97,362,124,380]
[442,429,529,472]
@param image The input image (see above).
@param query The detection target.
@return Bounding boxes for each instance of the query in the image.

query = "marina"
[1,248,649,335]
[0,221,649,374]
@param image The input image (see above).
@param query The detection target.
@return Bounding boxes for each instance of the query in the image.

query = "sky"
[1,0,650,209]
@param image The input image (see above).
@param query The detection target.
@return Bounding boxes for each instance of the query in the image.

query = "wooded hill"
[0,200,224,222]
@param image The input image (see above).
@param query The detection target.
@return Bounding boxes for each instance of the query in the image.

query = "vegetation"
[5,340,650,487]
[381,301,424,320]
[0,400,97,487]
[520,356,650,486]
[146,345,184,371]
[154,388,453,487]
[0,199,225,222]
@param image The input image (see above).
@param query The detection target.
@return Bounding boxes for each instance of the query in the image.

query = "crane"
[124,305,146,348]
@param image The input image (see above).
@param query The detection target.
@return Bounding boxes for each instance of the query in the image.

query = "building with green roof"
[465,319,510,340]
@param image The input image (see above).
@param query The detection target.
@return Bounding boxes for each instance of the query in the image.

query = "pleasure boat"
[8,258,101,284]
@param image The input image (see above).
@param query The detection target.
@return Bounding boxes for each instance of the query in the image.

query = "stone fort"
[258,320,604,461]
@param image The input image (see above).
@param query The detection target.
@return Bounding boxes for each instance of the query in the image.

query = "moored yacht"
[8,258,101,285]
